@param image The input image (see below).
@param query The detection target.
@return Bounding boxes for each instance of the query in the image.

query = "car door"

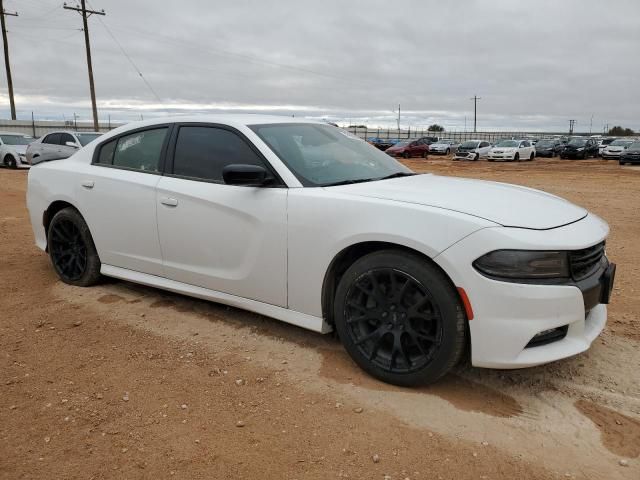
[58,132,79,159]
[75,126,170,276]
[155,124,288,307]
[479,141,491,157]
[37,133,61,162]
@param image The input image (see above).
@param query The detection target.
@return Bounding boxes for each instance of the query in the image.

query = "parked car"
[619,141,640,165]
[598,138,616,156]
[487,140,535,162]
[428,139,459,155]
[367,137,396,151]
[26,131,102,165]
[27,115,615,386]
[0,132,34,168]
[416,136,440,145]
[601,139,634,160]
[385,139,429,158]
[560,138,598,159]
[534,139,563,157]
[452,140,491,161]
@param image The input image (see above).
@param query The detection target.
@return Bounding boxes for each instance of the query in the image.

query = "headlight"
[473,250,570,280]
[576,147,584,151]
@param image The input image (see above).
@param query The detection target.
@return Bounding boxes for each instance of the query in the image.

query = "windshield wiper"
[321,178,377,187]
[376,172,417,181]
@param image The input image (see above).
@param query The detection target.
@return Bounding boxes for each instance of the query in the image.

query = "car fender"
[286,188,497,318]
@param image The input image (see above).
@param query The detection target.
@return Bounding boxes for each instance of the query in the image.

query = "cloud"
[1,0,638,131]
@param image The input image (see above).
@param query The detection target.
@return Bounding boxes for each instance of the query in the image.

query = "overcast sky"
[1,0,638,131]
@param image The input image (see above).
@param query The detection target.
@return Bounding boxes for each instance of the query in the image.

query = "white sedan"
[0,131,34,168]
[26,115,616,386]
[487,139,536,162]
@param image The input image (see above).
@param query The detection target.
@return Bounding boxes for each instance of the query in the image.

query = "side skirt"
[100,265,332,334]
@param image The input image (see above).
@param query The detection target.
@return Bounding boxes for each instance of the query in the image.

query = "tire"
[421,151,428,158]
[403,152,410,159]
[529,153,535,161]
[333,250,466,386]
[3,155,17,169]
[47,207,102,287]
[445,149,450,155]
[474,153,479,161]
[514,153,519,162]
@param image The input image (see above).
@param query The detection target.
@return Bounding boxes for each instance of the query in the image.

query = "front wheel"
[403,152,410,159]
[48,207,102,287]
[514,153,520,162]
[3,155,17,169]
[529,153,535,161]
[333,250,466,386]
[445,148,450,155]
[474,153,480,161]
[421,151,428,158]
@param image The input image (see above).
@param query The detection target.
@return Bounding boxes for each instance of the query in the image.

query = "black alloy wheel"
[4,155,17,168]
[48,208,102,286]
[334,250,466,386]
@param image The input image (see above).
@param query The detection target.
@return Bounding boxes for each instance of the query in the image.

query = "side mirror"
[65,141,79,148]
[222,164,270,186]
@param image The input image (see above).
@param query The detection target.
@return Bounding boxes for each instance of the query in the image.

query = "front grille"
[569,241,605,280]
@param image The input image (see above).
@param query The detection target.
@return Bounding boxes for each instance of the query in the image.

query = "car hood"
[328,174,587,230]
[9,144,28,154]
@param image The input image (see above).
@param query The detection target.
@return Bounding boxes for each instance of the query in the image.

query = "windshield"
[537,140,555,147]
[250,123,412,187]
[494,140,519,148]
[460,141,479,148]
[610,139,633,146]
[0,135,32,145]
[568,138,587,146]
[76,133,101,146]
[628,142,640,150]
[392,141,410,147]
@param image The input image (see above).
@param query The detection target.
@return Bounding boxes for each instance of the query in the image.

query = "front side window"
[59,133,76,146]
[172,126,268,182]
[43,133,61,145]
[250,123,411,187]
[112,128,167,172]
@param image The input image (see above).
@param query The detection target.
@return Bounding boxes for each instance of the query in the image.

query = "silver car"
[428,139,459,155]
[0,132,34,168]
[26,131,102,165]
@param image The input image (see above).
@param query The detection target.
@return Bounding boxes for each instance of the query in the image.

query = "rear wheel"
[421,151,428,158]
[333,250,466,386]
[403,152,410,159]
[47,207,102,287]
[3,155,17,169]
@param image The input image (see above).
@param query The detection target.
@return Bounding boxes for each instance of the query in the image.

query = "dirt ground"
[1,158,639,479]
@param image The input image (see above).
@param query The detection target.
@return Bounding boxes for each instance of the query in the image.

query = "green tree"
[427,124,445,132]
[608,126,635,136]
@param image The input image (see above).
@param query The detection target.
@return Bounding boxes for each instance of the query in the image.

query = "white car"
[452,140,492,160]
[26,115,616,386]
[601,139,634,159]
[26,131,102,165]
[487,139,536,162]
[0,132,34,168]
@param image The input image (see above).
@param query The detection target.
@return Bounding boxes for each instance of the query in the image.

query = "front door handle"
[81,180,95,189]
[160,197,178,207]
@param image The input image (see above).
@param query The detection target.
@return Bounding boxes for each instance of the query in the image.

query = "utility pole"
[470,95,481,133]
[569,119,576,135]
[589,115,593,135]
[64,1,105,131]
[1,1,18,120]
[396,104,401,131]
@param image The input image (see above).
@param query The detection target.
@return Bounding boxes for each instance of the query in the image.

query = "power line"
[63,0,104,130]
[1,0,18,119]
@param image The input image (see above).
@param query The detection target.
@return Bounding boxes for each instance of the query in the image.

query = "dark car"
[560,138,598,159]
[619,141,640,165]
[367,137,396,151]
[416,136,440,145]
[535,139,564,157]
[385,139,429,158]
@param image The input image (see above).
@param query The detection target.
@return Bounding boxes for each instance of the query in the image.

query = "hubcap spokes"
[50,219,87,280]
[345,269,443,374]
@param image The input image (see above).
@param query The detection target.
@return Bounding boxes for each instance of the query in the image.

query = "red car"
[385,139,429,158]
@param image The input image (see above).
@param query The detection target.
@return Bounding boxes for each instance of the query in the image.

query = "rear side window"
[43,133,61,145]
[111,128,167,172]
[172,126,267,182]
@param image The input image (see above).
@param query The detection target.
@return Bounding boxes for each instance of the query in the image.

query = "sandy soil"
[1,158,638,479]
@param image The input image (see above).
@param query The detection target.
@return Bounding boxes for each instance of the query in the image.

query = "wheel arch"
[321,241,466,328]
[42,200,82,249]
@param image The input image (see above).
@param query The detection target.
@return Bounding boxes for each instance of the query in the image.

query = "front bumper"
[434,213,611,369]
[620,156,640,164]
[487,153,515,161]
[602,152,623,159]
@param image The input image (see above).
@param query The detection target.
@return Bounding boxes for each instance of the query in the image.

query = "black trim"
[163,122,286,188]
[91,124,174,176]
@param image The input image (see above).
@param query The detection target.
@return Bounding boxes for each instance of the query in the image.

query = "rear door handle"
[81,180,95,189]
[160,197,178,207]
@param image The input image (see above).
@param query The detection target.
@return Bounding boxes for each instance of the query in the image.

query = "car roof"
[116,114,320,130]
